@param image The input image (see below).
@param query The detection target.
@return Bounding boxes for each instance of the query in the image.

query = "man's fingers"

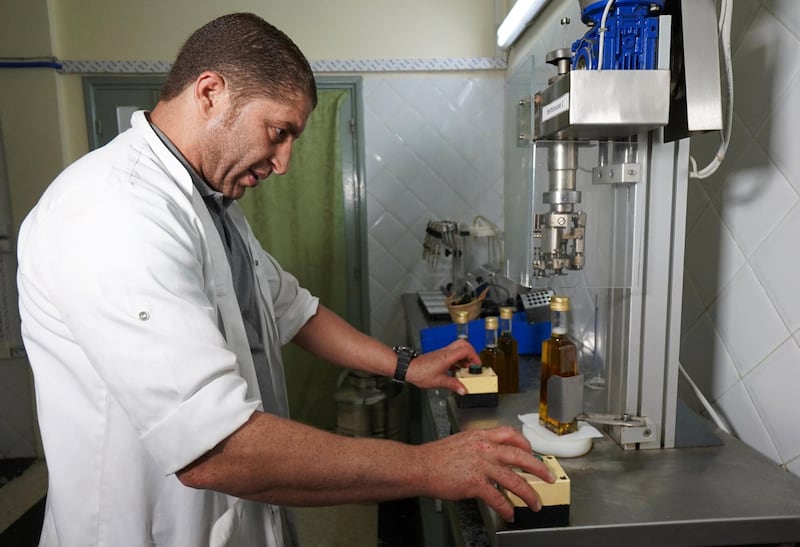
[445,376,467,396]
[491,442,555,484]
[444,339,481,364]
[486,425,530,447]
[480,480,517,522]
[488,464,543,514]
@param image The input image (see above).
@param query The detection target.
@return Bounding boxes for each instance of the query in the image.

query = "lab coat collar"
[130,110,195,198]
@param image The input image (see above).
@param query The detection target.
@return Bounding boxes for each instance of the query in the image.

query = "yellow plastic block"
[455,366,498,394]
[506,455,570,508]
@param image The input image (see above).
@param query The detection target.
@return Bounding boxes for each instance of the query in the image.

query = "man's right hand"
[413,425,555,522]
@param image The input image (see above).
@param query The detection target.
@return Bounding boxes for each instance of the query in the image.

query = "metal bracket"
[577,412,646,427]
[516,97,532,147]
[578,412,656,447]
[591,162,641,184]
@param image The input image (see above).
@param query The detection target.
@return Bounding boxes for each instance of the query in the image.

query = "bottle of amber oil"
[480,317,506,387]
[539,295,581,435]
[498,307,520,393]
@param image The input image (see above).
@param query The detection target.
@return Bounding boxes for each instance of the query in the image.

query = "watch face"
[394,346,416,357]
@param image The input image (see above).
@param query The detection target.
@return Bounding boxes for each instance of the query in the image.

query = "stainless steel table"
[403,294,800,547]
[454,392,800,547]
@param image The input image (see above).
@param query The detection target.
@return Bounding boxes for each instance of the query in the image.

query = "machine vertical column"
[642,130,689,448]
[623,129,689,449]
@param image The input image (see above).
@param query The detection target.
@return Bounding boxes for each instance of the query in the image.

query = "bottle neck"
[456,323,469,340]
[551,308,569,336]
[485,327,498,348]
[500,316,512,335]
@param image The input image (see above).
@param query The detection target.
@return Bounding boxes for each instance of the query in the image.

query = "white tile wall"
[680,0,800,476]
[363,74,505,344]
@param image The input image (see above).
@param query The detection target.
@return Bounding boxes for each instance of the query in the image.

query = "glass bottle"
[498,306,520,393]
[454,310,470,342]
[539,295,579,435]
[480,317,508,391]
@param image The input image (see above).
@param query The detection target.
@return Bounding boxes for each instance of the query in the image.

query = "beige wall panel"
[51,0,497,60]
[0,71,63,233]
[0,0,52,56]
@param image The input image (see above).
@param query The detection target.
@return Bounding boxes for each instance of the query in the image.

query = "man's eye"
[271,127,286,141]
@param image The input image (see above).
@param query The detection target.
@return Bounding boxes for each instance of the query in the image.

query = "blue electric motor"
[571,0,666,70]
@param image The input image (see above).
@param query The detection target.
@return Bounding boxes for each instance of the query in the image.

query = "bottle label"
[546,374,584,423]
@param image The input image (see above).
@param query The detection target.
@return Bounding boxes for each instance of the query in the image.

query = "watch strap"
[392,345,418,383]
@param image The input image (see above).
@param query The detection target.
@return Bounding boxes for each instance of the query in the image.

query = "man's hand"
[404,339,480,395]
[414,426,554,522]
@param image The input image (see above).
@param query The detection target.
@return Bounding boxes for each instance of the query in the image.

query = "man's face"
[199,93,312,199]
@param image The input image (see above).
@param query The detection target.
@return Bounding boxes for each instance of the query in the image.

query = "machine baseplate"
[503,455,570,528]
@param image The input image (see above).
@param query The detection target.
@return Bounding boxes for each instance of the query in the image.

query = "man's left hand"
[404,339,480,395]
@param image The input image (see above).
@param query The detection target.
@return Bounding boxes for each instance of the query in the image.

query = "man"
[17,12,552,547]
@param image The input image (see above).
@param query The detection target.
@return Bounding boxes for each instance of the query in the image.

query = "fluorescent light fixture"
[497,0,550,49]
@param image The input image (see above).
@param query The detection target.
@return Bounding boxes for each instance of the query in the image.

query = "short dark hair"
[160,13,317,108]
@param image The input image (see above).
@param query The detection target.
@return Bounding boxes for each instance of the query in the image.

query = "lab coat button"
[138,311,150,321]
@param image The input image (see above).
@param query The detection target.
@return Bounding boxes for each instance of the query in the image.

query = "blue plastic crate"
[420,312,550,355]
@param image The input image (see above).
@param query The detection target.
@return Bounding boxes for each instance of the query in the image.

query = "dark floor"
[378,498,424,546]
[0,458,35,489]
[0,458,44,547]
[0,497,45,547]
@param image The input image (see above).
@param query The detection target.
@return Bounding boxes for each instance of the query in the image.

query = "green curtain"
[239,89,349,430]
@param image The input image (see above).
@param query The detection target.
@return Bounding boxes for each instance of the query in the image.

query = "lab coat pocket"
[209,499,281,547]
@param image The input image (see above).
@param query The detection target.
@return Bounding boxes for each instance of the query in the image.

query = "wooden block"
[503,455,571,528]
[455,366,498,394]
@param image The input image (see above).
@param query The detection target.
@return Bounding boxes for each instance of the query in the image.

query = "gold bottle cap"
[485,316,499,330]
[454,311,470,324]
[550,295,570,311]
[499,306,515,319]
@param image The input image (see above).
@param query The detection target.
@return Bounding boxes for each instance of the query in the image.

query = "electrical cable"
[597,0,616,70]
[689,0,733,179]
[678,362,732,435]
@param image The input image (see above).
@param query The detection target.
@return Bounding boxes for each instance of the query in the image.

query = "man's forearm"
[292,303,480,395]
[177,410,553,521]
[291,304,398,377]
[177,411,426,505]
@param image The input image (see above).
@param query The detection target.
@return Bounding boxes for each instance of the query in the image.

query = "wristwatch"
[392,345,418,383]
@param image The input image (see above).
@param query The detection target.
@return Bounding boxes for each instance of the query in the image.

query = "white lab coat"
[17,111,318,547]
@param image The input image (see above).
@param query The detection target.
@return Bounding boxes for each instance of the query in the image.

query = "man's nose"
[270,141,293,175]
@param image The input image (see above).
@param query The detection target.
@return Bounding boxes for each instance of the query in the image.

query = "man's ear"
[194,71,230,119]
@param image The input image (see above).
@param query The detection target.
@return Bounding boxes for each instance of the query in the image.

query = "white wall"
[680,0,800,476]
[364,74,505,343]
